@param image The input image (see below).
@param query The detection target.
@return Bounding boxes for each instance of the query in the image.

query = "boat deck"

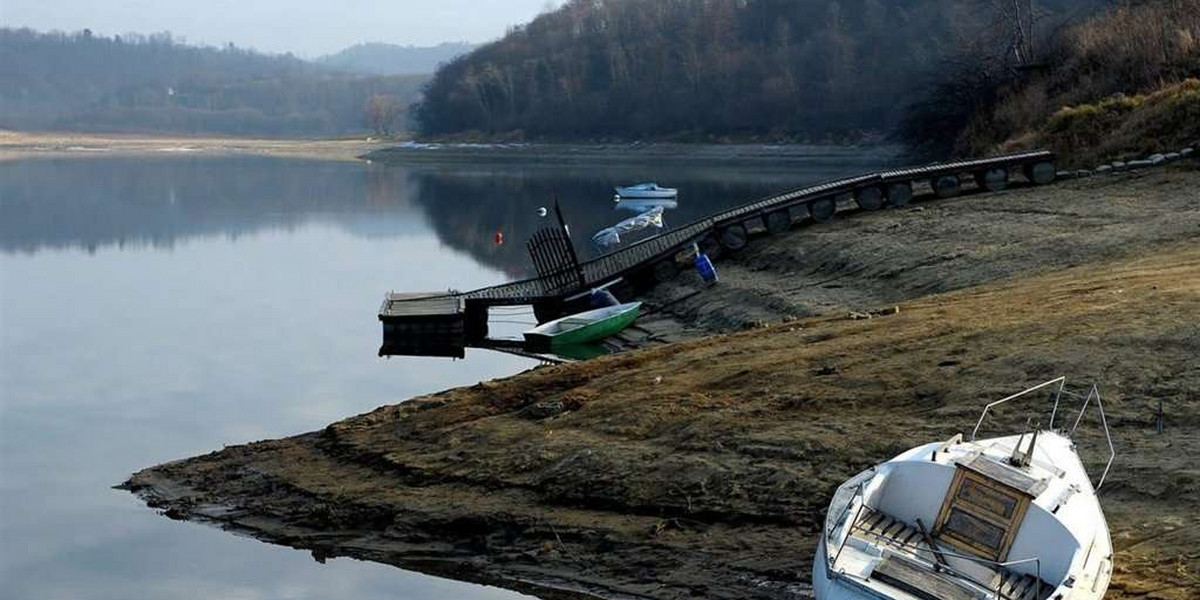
[838,507,1051,600]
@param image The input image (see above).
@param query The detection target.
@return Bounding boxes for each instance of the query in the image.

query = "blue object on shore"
[694,253,718,284]
[590,289,620,308]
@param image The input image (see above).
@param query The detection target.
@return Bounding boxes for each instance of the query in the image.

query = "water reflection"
[1,153,894,271]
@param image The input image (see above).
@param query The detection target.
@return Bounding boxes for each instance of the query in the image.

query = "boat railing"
[970,377,1067,441]
[826,483,1045,600]
[1064,384,1116,491]
[971,376,1116,492]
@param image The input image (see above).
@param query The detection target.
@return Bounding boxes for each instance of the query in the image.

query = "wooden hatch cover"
[933,453,1044,562]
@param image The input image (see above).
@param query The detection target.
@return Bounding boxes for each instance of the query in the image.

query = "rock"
[848,311,872,320]
[1112,161,1127,171]
[1165,153,1181,162]
[524,400,566,419]
[1096,165,1113,173]
[1057,170,1074,180]
[1149,154,1166,165]
[1128,159,1153,169]
[1075,170,1093,178]
[1182,148,1195,158]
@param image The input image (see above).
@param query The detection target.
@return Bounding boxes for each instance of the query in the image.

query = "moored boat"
[523,302,642,350]
[614,183,677,199]
[815,377,1114,600]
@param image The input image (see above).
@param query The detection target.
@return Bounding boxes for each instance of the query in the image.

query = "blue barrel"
[694,253,718,284]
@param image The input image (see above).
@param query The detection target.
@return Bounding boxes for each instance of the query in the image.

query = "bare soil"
[124,166,1200,600]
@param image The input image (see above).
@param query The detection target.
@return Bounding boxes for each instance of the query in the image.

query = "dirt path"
[124,166,1200,600]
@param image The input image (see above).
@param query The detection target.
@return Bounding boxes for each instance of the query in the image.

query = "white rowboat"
[614,183,677,199]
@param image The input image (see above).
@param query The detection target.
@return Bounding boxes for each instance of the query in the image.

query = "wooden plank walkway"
[381,150,1056,319]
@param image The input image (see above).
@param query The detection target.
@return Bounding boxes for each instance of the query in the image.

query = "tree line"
[0,28,426,136]
[414,0,1103,142]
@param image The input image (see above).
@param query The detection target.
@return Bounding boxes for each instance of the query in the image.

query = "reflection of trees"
[0,156,422,255]
[2,156,887,284]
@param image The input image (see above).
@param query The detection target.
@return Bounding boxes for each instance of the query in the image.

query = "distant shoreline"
[1,131,904,167]
[363,140,902,167]
[0,131,394,161]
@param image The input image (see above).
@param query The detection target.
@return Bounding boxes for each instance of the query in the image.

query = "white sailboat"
[815,378,1114,600]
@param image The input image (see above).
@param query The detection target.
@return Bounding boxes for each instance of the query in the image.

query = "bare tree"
[365,94,403,136]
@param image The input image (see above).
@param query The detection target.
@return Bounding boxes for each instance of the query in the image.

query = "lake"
[0,150,891,599]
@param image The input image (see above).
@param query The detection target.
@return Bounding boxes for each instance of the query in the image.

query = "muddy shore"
[124,166,1200,600]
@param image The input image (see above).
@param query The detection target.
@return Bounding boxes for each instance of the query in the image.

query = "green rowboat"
[523,302,642,350]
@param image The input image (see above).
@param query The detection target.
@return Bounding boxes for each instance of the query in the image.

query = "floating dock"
[380,150,1058,355]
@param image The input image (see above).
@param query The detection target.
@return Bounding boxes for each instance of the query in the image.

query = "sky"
[0,0,559,57]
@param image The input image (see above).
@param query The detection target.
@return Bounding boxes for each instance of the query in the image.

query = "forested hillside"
[923,0,1200,163]
[415,0,1102,141]
[316,42,476,76]
[0,29,427,136]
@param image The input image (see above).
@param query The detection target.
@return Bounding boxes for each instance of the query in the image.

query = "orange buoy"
[494,230,504,245]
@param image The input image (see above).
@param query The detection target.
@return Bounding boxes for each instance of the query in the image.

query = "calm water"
[0,151,889,599]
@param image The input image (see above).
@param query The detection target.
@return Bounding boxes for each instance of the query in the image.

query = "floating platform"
[378,293,468,358]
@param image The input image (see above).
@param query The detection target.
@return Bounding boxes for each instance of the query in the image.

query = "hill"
[925,0,1200,165]
[0,28,427,136]
[315,42,476,76]
[414,0,1102,141]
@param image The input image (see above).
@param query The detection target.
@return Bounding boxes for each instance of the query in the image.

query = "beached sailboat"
[523,302,642,350]
[614,183,677,199]
[815,378,1114,600]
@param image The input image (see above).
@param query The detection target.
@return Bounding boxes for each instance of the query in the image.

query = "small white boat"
[614,183,677,199]
[816,377,1114,600]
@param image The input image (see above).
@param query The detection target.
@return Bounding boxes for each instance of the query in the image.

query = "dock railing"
[385,150,1057,310]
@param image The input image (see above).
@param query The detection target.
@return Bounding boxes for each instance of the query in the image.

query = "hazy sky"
[1,0,558,57]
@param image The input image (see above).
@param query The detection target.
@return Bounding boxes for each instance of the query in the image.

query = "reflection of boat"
[524,302,642,349]
[616,198,678,213]
[615,183,677,199]
[543,343,612,361]
[816,377,1114,600]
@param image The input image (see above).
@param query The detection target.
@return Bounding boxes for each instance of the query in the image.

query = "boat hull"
[814,539,876,600]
